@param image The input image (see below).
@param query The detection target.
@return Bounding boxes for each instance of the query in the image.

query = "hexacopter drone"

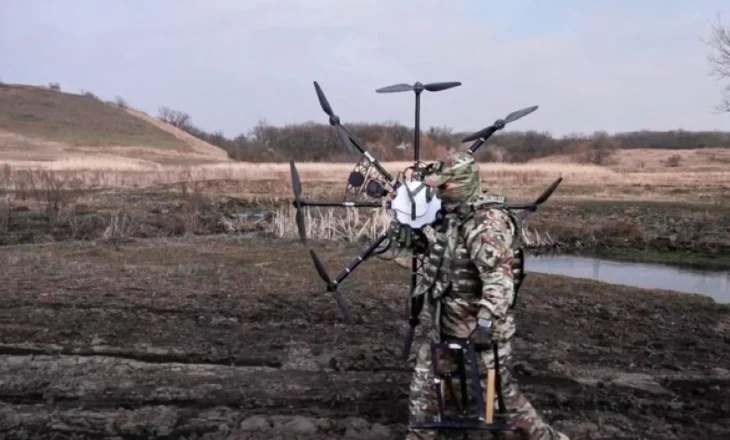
[289,80,561,355]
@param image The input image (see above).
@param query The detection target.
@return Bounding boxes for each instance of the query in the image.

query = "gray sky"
[2,0,729,137]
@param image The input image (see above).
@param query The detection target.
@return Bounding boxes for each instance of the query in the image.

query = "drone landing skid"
[408,338,513,436]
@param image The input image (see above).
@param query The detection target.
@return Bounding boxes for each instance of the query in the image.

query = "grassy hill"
[2,82,729,170]
[0,84,229,167]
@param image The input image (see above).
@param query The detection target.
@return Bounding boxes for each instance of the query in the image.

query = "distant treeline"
[157,106,730,163]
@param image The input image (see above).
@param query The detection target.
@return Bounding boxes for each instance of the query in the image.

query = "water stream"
[236,208,730,303]
[526,254,730,303]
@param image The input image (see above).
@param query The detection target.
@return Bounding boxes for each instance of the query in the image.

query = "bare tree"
[706,15,730,113]
[158,106,192,128]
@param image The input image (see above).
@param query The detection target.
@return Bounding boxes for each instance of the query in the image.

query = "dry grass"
[123,107,230,160]
[0,85,185,149]
[607,148,730,172]
[0,84,229,165]
[268,201,557,247]
[1,158,728,203]
[271,204,391,242]
[530,147,730,172]
[1,155,727,251]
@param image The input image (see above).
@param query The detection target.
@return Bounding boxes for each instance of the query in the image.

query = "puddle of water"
[526,254,730,303]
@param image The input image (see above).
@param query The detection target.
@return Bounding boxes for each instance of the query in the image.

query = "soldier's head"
[423,151,481,204]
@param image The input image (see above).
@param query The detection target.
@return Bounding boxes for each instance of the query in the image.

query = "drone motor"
[365,180,386,198]
[348,171,365,187]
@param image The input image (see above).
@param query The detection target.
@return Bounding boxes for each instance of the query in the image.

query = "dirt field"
[0,235,728,439]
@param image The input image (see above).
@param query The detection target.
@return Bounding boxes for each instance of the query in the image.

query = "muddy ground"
[0,235,729,439]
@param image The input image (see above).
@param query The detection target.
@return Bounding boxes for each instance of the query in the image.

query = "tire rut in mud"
[0,353,409,416]
[0,343,282,368]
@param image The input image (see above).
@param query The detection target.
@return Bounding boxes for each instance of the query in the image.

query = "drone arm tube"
[401,293,425,360]
[464,210,516,329]
[331,233,389,285]
[352,140,394,184]
[298,200,384,208]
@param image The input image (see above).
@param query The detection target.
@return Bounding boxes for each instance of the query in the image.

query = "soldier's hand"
[472,317,494,349]
[477,318,493,337]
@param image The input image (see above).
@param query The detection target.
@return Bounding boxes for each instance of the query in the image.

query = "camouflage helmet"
[423,151,480,203]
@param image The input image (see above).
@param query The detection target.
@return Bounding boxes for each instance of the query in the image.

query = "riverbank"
[0,235,728,439]
[524,199,730,271]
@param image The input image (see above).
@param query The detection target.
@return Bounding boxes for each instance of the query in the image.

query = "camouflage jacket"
[413,194,521,343]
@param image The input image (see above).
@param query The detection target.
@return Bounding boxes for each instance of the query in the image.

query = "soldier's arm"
[375,221,436,270]
[376,249,411,270]
[464,208,516,322]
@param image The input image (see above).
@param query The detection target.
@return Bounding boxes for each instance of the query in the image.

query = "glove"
[477,317,493,331]
[472,317,494,350]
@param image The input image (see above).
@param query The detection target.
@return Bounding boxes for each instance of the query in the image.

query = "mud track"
[1,236,729,439]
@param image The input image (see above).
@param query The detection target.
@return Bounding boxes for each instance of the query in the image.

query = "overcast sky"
[2,0,729,137]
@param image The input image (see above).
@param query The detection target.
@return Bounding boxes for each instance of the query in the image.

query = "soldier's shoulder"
[472,193,508,208]
[465,194,517,234]
[470,194,510,219]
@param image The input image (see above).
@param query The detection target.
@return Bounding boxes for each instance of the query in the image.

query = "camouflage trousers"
[405,338,567,440]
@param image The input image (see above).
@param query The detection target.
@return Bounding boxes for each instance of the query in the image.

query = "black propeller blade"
[310,250,353,325]
[314,81,355,158]
[308,234,389,324]
[504,105,539,124]
[375,81,462,165]
[375,83,413,93]
[463,105,539,143]
[424,81,462,92]
[375,81,462,93]
[464,105,539,154]
[313,81,395,184]
[506,177,563,220]
[289,161,307,243]
[535,176,562,205]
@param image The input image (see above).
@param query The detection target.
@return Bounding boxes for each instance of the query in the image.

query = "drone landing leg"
[409,339,512,436]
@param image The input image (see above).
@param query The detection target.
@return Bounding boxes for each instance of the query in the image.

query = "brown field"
[0,84,229,165]
[2,157,729,202]
[529,147,730,172]
[2,82,730,439]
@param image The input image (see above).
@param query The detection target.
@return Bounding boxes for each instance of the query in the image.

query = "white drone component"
[388,179,442,229]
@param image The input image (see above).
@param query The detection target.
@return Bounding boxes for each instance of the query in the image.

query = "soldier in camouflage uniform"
[404,151,569,440]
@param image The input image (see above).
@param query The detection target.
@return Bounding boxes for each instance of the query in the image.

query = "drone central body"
[389,178,442,229]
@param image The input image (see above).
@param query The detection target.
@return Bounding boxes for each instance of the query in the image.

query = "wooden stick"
[485,368,495,423]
